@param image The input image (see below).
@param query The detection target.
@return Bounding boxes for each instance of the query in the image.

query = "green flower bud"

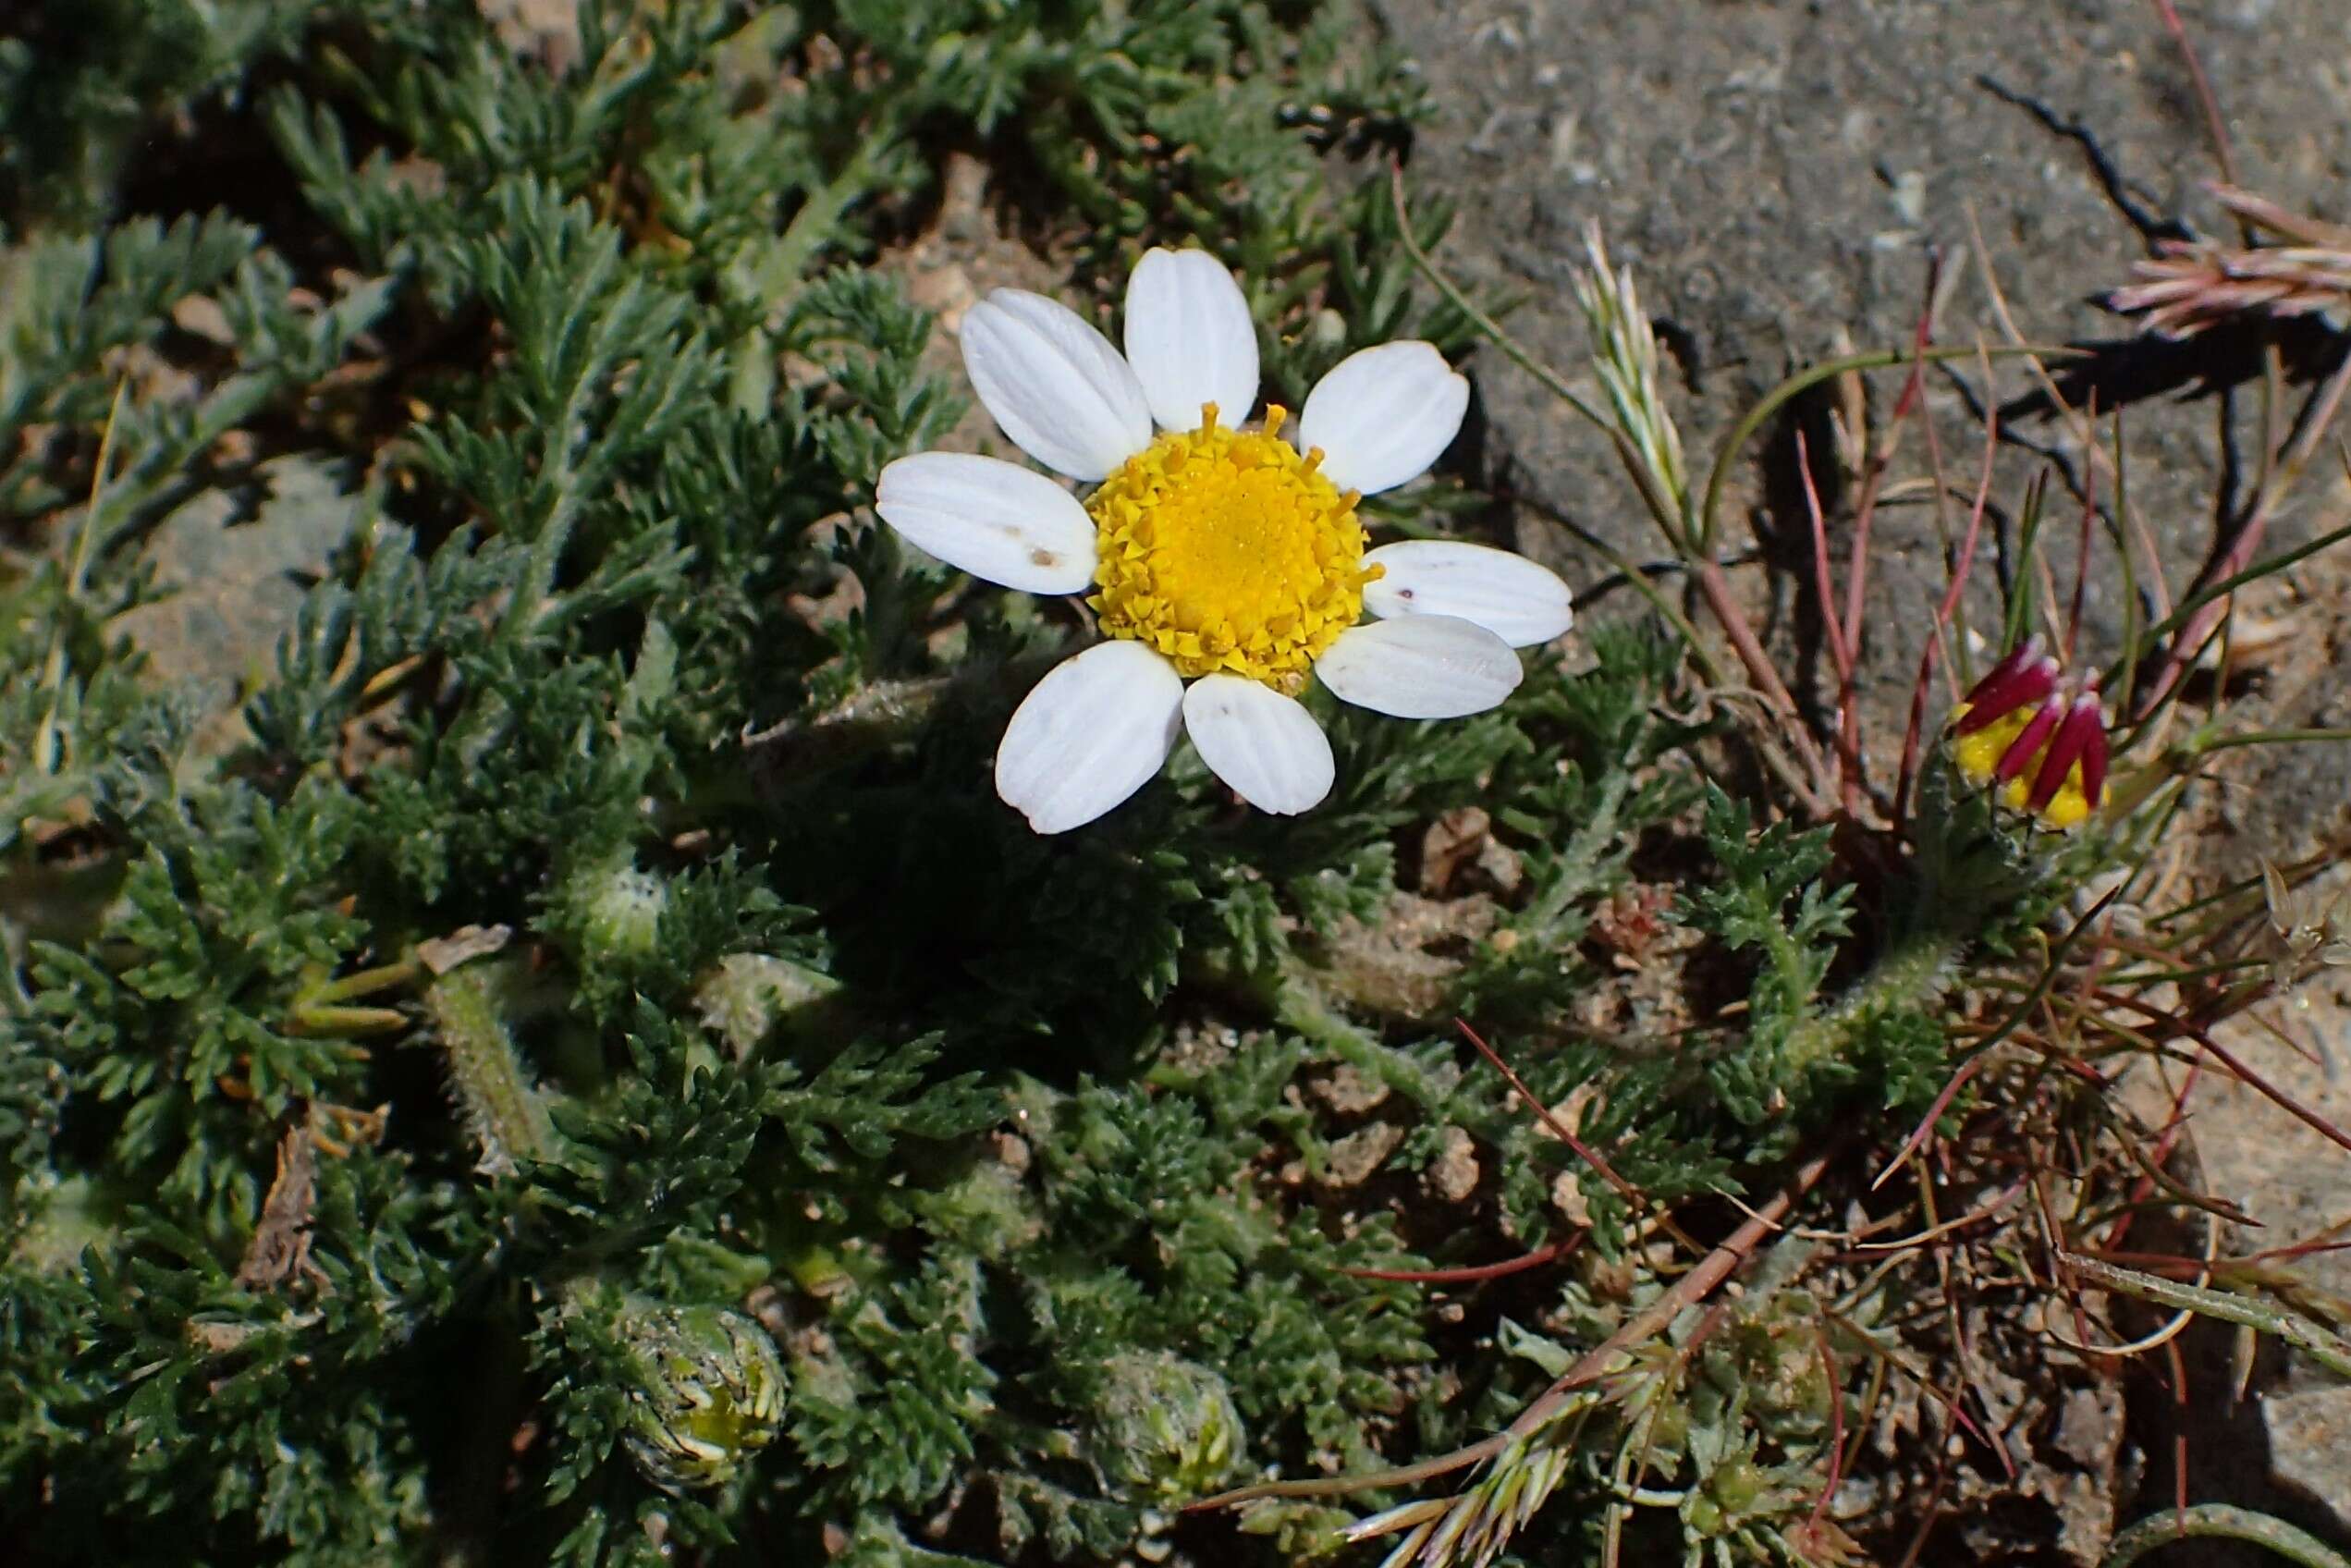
[692,952,843,1057]
[1908,753,2064,918]
[619,1303,788,1493]
[570,863,668,964]
[914,1155,1044,1262]
[10,1174,121,1273]
[1086,1352,1244,1507]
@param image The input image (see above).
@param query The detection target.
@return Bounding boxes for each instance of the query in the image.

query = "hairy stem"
[1782,925,1965,1084]
[424,961,556,1174]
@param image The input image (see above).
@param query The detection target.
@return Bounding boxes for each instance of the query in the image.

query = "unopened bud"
[1086,1352,1243,1506]
[571,863,668,962]
[619,1303,788,1493]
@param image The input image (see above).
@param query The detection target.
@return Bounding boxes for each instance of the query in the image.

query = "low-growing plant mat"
[3,4,2347,1567]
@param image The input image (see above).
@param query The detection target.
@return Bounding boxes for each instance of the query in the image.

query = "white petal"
[995,642,1183,833]
[876,452,1098,594]
[960,289,1152,481]
[1313,616,1522,719]
[1182,676,1334,816]
[1122,249,1259,433]
[1361,541,1574,647]
[1297,341,1470,496]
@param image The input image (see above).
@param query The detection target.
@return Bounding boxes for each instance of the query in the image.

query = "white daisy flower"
[875,249,1575,834]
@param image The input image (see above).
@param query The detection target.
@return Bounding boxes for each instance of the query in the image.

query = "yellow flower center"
[1949,702,2095,831]
[1086,405,1376,692]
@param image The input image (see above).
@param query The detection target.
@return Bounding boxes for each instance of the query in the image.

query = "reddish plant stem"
[1807,1323,1846,1533]
[1824,265,1940,815]
[1458,1020,1650,1214]
[2105,1056,2207,1253]
[1795,429,1864,812]
[1491,1143,1842,1450]
[2137,347,2351,717]
[1341,1237,1577,1285]
[1798,428,1855,685]
[2149,0,2241,191]
[1872,1054,1987,1192]
[2093,987,2351,1156]
[2064,398,2098,664]
[1185,1144,1842,1513]
[1843,271,1938,658]
[1691,555,1838,815]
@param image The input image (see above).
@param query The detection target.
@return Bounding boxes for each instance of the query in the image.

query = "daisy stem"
[425,957,557,1174]
[1504,730,1642,948]
[1271,970,1459,1113]
[743,674,956,769]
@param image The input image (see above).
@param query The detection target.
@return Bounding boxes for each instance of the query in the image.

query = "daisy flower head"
[875,249,1575,833]
[1945,636,2111,831]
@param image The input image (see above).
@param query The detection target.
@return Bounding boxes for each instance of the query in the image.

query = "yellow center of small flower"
[1086,405,1377,692]
[1949,702,2095,831]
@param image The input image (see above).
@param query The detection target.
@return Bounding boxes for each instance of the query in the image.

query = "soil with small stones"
[1378,0,2351,1557]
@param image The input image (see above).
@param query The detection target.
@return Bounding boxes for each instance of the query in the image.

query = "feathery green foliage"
[7,3,2336,1566]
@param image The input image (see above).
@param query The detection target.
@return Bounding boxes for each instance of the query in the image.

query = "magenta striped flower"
[1947,637,2109,829]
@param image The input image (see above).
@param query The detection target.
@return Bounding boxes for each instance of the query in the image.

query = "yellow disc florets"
[1087,405,1376,692]
[1949,704,2098,831]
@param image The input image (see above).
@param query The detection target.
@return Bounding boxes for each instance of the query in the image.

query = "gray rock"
[2150,978,2351,1532]
[2199,980,2351,1315]
[2264,1384,2351,1534]
[116,455,365,759]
